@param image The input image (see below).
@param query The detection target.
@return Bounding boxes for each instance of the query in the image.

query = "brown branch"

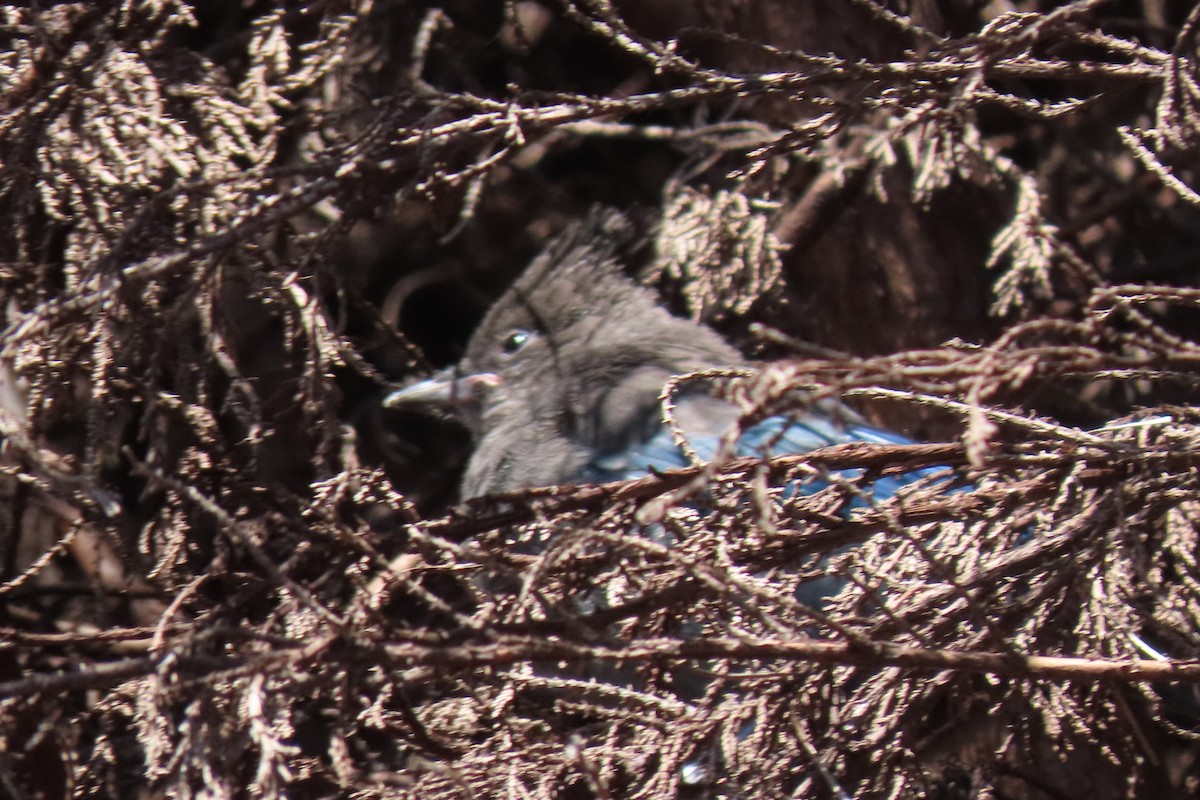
[378,635,1200,685]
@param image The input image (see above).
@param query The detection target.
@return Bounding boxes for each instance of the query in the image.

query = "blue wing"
[580,396,948,502]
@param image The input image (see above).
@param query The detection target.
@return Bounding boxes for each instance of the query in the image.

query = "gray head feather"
[387,210,742,498]
[456,211,741,496]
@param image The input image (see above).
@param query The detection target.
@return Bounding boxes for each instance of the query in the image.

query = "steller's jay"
[384,210,941,503]
[384,209,962,791]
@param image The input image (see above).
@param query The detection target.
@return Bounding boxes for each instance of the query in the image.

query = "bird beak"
[383,367,502,409]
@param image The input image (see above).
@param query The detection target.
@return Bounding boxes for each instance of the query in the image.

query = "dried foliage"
[6,0,1200,798]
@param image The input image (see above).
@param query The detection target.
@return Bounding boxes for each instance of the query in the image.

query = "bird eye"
[501,330,531,355]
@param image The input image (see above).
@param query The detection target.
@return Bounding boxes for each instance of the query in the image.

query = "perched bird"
[383,211,956,792]
[384,210,934,502]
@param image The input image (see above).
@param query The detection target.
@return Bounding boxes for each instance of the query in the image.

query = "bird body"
[383,212,957,789]
[385,210,935,502]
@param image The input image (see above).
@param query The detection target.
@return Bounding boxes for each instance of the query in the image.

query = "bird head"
[385,210,740,496]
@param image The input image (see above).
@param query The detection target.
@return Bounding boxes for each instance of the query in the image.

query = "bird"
[384,209,944,505]
[382,210,963,793]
